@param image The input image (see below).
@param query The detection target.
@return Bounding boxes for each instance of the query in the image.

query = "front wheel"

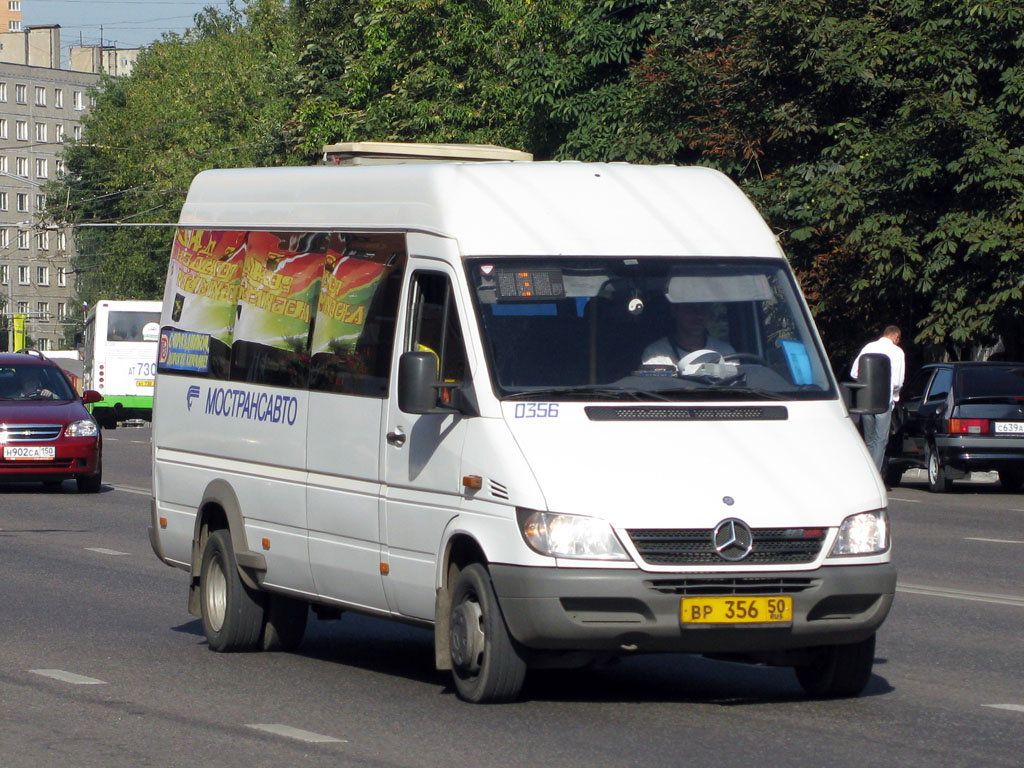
[449,563,527,703]
[927,444,953,493]
[795,634,876,698]
[200,529,265,652]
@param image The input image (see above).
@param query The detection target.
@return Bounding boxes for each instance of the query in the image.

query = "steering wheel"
[678,349,725,367]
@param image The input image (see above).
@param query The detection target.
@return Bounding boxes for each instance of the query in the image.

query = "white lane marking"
[887,496,920,503]
[111,485,150,496]
[30,669,106,685]
[246,724,345,743]
[897,583,1024,608]
[965,537,1024,545]
[983,704,1024,713]
[85,547,130,556]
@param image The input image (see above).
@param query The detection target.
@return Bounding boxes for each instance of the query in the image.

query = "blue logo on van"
[204,386,298,425]
[186,385,201,411]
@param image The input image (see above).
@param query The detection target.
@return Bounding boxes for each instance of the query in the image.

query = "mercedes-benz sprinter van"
[149,152,895,702]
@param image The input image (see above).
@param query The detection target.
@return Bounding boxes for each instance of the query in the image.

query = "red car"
[0,351,103,492]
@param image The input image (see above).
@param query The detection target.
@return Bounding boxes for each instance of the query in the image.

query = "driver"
[19,367,55,399]
[642,301,735,367]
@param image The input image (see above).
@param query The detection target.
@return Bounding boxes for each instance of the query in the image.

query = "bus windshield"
[107,311,161,343]
[466,257,835,401]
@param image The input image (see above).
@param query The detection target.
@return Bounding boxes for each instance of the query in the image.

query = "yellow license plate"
[681,596,793,624]
[136,380,155,387]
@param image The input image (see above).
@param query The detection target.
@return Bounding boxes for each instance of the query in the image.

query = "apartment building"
[1,27,99,351]
[1,1,22,34]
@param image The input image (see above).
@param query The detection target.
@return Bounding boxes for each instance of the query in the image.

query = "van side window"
[309,234,407,397]
[408,272,468,387]
[230,232,327,388]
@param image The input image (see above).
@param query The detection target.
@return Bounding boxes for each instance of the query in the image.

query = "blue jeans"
[861,405,893,472]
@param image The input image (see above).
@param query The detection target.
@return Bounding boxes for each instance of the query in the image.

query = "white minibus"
[150,155,895,702]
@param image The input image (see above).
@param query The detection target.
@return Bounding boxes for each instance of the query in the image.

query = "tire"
[77,464,102,494]
[998,469,1024,492]
[795,634,876,698]
[449,563,527,703]
[927,444,953,493]
[200,529,265,652]
[261,594,309,652]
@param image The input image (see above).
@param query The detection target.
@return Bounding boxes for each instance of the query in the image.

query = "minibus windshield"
[466,257,836,401]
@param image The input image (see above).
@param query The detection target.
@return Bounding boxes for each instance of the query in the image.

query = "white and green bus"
[84,299,161,428]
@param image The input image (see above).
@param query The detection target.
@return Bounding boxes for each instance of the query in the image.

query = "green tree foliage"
[45,0,302,309]
[599,0,1024,364]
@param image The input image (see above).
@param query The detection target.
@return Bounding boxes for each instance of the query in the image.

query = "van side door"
[382,242,473,621]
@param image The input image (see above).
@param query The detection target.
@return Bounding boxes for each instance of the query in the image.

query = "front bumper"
[491,562,896,654]
[0,438,101,482]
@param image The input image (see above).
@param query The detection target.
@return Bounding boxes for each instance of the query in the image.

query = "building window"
[56,159,65,176]
[57,267,68,286]
[18,266,29,285]
[35,122,47,142]
[8,21,21,33]
[55,88,63,108]
[73,91,83,110]
[57,231,67,251]
[35,158,48,179]
[9,2,22,11]
[37,266,50,285]
[16,193,28,213]
[0,156,6,174]
[35,231,49,250]
[0,118,6,139]
[34,86,46,107]
[73,125,82,141]
[15,84,26,104]
[0,191,6,211]
[37,301,49,318]
[16,157,27,177]
[56,123,65,142]
[36,194,45,212]
[16,120,27,140]
[57,302,67,320]
[0,82,6,102]
[0,264,6,284]
[17,229,29,249]
[17,300,28,314]
[37,337,49,351]
[0,229,7,248]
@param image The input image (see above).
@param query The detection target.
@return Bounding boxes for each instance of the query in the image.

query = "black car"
[887,361,1024,492]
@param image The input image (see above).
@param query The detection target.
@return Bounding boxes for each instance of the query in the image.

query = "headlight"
[65,419,99,438]
[516,508,630,561]
[829,509,889,556]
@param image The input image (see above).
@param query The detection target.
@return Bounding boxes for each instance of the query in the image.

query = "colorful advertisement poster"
[166,229,246,348]
[232,232,325,354]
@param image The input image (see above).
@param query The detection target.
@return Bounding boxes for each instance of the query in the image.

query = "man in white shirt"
[850,325,906,471]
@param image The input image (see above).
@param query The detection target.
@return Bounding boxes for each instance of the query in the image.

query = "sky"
[22,0,234,51]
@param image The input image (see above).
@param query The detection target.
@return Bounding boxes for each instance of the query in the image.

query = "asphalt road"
[1,427,1022,767]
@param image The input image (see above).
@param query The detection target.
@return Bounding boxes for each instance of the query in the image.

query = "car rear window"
[957,366,1024,398]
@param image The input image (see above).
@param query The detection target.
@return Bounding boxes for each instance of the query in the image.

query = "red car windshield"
[0,364,77,401]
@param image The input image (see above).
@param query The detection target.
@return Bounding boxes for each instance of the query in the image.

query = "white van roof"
[178,162,783,258]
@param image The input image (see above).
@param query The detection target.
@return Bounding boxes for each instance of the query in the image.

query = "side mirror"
[844,353,891,415]
[82,389,104,405]
[397,351,479,416]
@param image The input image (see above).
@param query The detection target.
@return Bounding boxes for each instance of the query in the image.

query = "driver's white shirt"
[642,335,736,367]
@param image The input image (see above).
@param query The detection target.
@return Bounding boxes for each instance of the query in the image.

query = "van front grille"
[645,577,819,596]
[627,528,825,565]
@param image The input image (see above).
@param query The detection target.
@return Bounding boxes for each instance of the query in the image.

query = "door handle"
[386,429,407,447]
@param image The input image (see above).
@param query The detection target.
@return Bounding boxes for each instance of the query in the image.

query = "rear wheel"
[200,529,264,652]
[927,444,953,493]
[795,634,876,698]
[998,469,1024,492]
[449,563,527,703]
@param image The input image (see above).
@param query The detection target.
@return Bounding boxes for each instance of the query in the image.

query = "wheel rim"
[205,550,228,633]
[450,597,485,675]
[928,450,939,485]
